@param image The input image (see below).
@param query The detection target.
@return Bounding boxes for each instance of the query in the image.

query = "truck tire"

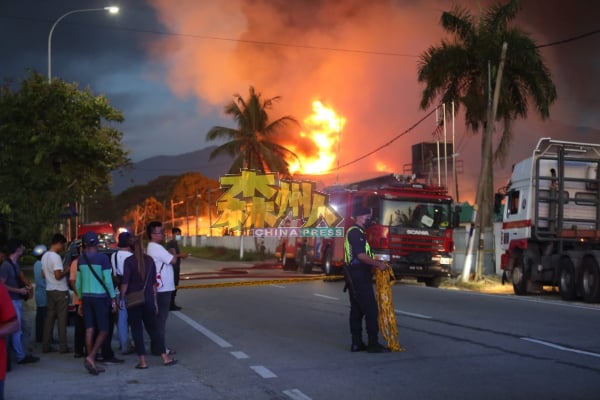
[558,258,577,301]
[322,248,333,275]
[297,248,311,274]
[512,264,528,295]
[581,257,600,303]
[281,244,295,271]
[425,276,442,288]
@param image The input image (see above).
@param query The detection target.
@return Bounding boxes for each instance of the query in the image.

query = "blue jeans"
[117,300,130,351]
[10,300,26,361]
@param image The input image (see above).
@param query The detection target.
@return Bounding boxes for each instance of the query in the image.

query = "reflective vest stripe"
[344,226,372,264]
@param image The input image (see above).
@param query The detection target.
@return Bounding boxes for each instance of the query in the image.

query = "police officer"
[344,205,390,353]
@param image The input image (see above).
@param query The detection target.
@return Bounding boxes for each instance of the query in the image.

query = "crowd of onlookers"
[0,221,187,398]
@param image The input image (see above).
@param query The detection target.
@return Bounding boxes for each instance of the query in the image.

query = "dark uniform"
[344,206,389,353]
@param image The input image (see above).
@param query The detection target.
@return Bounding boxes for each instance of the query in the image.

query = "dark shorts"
[82,297,110,331]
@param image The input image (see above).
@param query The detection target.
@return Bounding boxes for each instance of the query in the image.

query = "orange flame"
[289,101,346,175]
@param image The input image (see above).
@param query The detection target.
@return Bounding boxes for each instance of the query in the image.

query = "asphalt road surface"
[168,275,600,400]
[7,259,600,400]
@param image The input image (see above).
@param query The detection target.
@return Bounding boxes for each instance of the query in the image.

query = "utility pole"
[195,190,199,236]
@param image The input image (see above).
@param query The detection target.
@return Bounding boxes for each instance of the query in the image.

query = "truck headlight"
[439,256,452,265]
[373,253,390,262]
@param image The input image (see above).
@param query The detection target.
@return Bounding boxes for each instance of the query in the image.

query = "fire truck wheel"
[512,264,528,295]
[558,259,577,301]
[297,249,311,274]
[581,257,600,303]
[282,249,294,271]
[322,248,333,275]
[425,276,442,288]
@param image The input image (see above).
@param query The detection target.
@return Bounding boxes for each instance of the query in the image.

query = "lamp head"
[105,6,119,14]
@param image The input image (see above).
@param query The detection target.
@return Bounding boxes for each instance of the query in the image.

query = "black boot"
[367,337,390,353]
[350,335,367,352]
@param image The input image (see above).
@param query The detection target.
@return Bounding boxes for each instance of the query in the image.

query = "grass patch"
[441,274,514,294]
[182,245,271,262]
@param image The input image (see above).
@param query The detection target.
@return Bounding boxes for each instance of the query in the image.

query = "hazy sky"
[2,0,599,200]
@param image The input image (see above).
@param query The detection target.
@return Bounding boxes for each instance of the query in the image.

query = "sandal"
[163,359,177,367]
[135,363,148,369]
[84,359,99,376]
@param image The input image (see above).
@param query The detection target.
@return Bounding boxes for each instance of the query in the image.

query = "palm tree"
[417,0,557,229]
[207,86,299,177]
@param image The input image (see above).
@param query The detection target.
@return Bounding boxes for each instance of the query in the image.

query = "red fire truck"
[76,222,117,249]
[276,174,457,287]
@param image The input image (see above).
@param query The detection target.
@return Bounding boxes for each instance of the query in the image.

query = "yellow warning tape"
[178,275,343,290]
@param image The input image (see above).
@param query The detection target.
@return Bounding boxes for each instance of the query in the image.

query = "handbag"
[125,289,145,308]
[125,263,150,309]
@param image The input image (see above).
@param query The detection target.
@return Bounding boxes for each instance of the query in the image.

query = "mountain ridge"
[110,146,232,194]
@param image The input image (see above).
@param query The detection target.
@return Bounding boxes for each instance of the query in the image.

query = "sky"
[2,0,599,202]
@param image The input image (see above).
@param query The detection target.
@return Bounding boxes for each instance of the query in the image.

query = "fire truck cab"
[277,174,457,287]
[76,222,117,249]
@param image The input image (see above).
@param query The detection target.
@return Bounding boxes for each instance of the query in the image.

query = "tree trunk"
[475,42,508,280]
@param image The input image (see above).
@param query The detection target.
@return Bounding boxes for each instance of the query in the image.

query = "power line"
[536,29,600,49]
[326,106,439,173]
[2,13,597,56]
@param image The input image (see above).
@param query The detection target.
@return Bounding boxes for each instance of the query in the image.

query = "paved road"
[6,258,600,399]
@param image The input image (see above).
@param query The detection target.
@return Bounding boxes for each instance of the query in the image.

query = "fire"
[376,162,390,172]
[288,100,346,175]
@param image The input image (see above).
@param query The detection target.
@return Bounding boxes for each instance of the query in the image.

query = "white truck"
[499,137,600,302]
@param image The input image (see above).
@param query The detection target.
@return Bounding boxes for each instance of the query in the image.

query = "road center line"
[173,312,233,348]
[230,351,249,359]
[283,388,313,400]
[250,365,277,378]
[394,309,433,319]
[521,337,600,358]
[314,293,339,300]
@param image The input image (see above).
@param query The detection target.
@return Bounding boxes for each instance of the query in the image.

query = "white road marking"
[314,293,339,300]
[230,351,249,359]
[521,337,600,358]
[438,287,600,311]
[394,309,433,320]
[283,389,313,400]
[250,365,277,378]
[270,284,286,288]
[173,312,232,348]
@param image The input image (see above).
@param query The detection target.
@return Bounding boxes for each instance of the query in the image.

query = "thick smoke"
[148,0,599,200]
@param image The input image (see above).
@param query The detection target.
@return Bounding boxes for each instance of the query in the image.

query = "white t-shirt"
[41,250,69,291]
[111,249,132,295]
[146,242,175,292]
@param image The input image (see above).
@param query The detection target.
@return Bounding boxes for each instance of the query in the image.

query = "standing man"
[75,232,117,375]
[41,233,69,353]
[0,239,39,364]
[111,231,134,355]
[32,244,48,343]
[344,206,390,353]
[146,221,176,355]
[0,282,20,400]
[166,227,188,311]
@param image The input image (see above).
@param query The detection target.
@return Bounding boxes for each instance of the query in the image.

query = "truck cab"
[500,138,600,302]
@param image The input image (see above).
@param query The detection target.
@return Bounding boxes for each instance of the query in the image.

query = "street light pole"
[48,6,119,83]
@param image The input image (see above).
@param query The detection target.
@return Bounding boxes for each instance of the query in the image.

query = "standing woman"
[120,235,176,369]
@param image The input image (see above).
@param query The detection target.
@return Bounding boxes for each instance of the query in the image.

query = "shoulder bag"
[125,260,150,309]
